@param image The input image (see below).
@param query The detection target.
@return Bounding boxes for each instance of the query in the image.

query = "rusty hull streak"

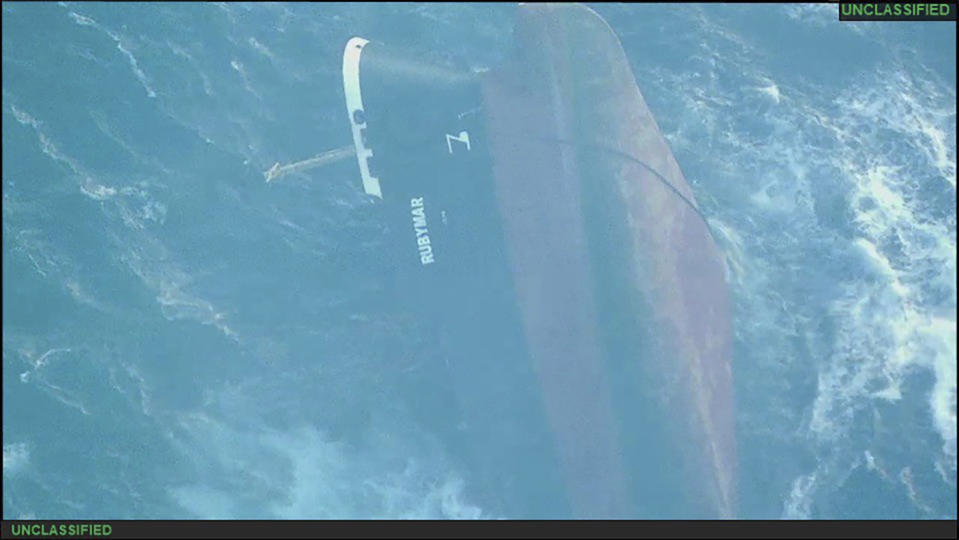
[482,3,736,518]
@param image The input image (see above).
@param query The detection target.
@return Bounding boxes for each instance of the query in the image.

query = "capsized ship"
[339,3,735,518]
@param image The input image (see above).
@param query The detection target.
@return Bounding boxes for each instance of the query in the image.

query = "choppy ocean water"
[2,2,955,519]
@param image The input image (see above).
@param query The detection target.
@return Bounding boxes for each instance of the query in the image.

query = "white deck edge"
[342,37,382,198]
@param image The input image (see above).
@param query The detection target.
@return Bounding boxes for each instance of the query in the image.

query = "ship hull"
[341,3,735,518]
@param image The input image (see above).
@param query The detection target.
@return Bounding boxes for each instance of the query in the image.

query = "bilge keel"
[338,4,735,518]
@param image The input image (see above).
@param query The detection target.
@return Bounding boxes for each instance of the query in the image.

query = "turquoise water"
[2,2,955,519]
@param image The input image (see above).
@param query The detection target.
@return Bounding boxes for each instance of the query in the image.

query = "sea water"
[2,2,955,519]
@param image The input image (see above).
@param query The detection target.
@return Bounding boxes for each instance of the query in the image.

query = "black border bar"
[2,520,958,539]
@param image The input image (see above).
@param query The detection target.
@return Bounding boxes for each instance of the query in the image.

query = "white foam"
[708,218,749,288]
[107,362,154,417]
[67,10,156,98]
[10,110,214,329]
[925,316,958,473]
[11,103,213,344]
[38,381,92,416]
[230,59,261,100]
[68,11,95,26]
[782,4,870,35]
[80,181,118,201]
[167,410,486,519]
[851,236,910,300]
[264,427,484,519]
[16,346,93,416]
[757,82,782,104]
[2,443,30,476]
[782,472,817,519]
[652,12,956,513]
[248,37,275,61]
[900,466,935,515]
[808,65,957,482]
[120,245,238,341]
[33,347,72,370]
[167,41,215,97]
[169,485,237,518]
[115,40,157,99]
[9,104,84,176]
[782,3,835,24]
